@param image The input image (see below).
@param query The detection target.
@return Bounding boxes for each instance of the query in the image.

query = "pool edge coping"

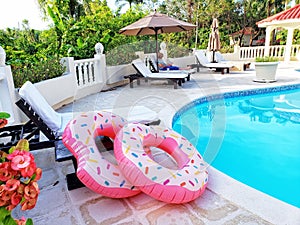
[208,166,300,224]
[173,83,300,125]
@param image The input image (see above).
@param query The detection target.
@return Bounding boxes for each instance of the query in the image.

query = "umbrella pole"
[155,30,159,70]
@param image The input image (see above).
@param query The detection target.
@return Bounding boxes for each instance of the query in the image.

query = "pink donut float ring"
[114,123,208,203]
[62,111,141,198]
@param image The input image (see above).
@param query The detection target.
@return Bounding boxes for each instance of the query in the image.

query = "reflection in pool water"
[172,89,300,208]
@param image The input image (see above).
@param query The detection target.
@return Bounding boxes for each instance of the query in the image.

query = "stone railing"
[239,46,265,60]
[291,45,300,58]
[237,45,300,61]
[74,58,99,87]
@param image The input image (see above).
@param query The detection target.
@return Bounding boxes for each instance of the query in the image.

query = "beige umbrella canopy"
[120,11,196,68]
[208,18,221,63]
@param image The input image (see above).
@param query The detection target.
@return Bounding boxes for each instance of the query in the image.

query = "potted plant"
[254,56,279,82]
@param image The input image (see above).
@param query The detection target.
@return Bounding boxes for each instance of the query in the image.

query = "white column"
[233,45,241,60]
[0,46,20,124]
[0,46,6,66]
[284,27,294,62]
[0,66,21,124]
[264,26,273,57]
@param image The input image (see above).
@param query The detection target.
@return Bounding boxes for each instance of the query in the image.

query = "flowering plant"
[0,139,42,225]
[0,112,10,128]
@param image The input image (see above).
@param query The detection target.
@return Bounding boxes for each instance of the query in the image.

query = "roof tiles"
[257,4,300,24]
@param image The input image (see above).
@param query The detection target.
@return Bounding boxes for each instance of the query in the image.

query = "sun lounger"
[0,80,72,153]
[213,51,251,71]
[130,59,188,89]
[147,55,195,79]
[192,50,234,74]
[18,81,75,138]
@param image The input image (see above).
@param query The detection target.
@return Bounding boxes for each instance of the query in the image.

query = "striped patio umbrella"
[208,18,221,63]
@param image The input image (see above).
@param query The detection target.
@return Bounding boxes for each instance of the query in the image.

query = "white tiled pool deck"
[14,63,300,225]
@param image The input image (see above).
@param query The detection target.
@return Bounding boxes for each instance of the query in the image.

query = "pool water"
[172,89,300,208]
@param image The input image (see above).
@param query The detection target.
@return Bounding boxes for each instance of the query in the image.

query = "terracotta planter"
[254,62,279,83]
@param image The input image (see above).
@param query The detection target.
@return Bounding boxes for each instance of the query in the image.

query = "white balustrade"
[238,45,300,60]
[73,58,98,88]
[239,46,265,60]
[291,45,300,57]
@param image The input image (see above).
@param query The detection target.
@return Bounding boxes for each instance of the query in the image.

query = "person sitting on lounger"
[157,53,191,71]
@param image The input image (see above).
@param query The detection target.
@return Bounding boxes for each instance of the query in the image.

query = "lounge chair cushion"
[19,81,62,132]
[148,55,195,74]
[195,51,234,69]
[133,59,187,79]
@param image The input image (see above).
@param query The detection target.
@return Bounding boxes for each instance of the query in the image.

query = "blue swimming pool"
[172,85,300,208]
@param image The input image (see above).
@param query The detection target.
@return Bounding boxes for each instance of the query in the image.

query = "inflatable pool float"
[114,123,208,203]
[62,111,141,198]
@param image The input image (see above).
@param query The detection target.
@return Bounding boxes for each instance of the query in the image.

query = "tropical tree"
[115,0,144,9]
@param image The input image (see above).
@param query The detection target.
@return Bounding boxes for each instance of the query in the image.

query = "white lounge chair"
[131,59,188,89]
[18,81,160,136]
[193,50,234,74]
[148,54,195,77]
[18,81,75,138]
[213,51,251,71]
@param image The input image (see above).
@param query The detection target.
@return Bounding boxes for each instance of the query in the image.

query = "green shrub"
[106,40,156,66]
[255,56,279,62]
[167,43,190,58]
[220,45,234,54]
[10,58,65,88]
[105,40,191,66]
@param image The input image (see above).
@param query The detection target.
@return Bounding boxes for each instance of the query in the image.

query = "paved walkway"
[13,64,300,224]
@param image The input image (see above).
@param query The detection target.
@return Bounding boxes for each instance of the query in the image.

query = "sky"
[0,0,118,30]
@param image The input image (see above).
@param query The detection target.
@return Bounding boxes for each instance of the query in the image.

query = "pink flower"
[17,183,25,195]
[0,188,13,201]
[0,162,12,181]
[9,151,32,171]
[24,182,39,199]
[11,192,22,206]
[34,168,42,181]
[21,198,37,210]
[20,161,37,178]
[4,179,20,192]
[0,186,9,206]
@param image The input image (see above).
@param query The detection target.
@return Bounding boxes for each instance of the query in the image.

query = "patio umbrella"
[120,11,196,68]
[208,18,221,63]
